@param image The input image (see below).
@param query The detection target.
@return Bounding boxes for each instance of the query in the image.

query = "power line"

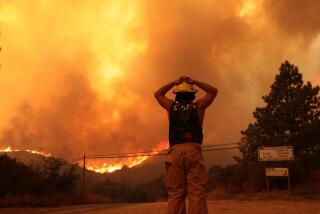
[71,144,239,162]
[79,142,238,159]
[86,153,168,159]
[203,146,239,152]
[71,157,86,163]
[202,142,238,148]
[75,145,240,191]
[87,149,168,158]
[88,146,239,159]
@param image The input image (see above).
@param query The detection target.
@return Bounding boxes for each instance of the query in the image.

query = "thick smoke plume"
[1,0,319,162]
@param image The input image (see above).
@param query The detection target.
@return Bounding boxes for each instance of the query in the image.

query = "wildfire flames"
[0,146,51,157]
[0,141,167,174]
[85,156,149,173]
[0,0,165,165]
[79,141,168,173]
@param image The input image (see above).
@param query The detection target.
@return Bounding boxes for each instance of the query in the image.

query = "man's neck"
[177,100,194,106]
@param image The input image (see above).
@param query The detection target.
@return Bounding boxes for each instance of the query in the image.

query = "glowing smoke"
[0,0,319,164]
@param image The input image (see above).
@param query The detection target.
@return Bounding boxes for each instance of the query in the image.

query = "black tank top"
[169,101,203,147]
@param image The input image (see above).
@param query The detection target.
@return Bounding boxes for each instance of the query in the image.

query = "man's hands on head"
[175,76,194,85]
[154,76,218,111]
[184,77,195,85]
[175,76,218,110]
[154,76,194,111]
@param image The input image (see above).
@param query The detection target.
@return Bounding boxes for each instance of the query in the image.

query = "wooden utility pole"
[82,154,86,191]
[266,175,270,192]
[287,168,292,192]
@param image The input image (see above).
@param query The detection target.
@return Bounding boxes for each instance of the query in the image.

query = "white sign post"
[258,146,294,161]
[258,146,294,192]
[265,168,289,176]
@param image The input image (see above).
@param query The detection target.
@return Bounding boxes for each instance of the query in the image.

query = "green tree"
[236,61,320,166]
[44,157,78,193]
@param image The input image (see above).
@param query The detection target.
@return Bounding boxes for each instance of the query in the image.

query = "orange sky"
[0,0,319,163]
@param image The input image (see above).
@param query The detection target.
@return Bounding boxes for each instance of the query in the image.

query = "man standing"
[154,76,218,214]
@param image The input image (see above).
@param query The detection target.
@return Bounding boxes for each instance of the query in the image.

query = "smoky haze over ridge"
[0,0,319,163]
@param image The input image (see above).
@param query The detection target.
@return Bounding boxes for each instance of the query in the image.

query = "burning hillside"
[0,146,51,157]
[0,141,167,173]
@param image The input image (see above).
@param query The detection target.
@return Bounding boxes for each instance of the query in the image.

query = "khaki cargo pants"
[165,143,208,214]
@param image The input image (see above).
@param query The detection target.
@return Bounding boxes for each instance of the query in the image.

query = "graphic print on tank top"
[169,101,203,147]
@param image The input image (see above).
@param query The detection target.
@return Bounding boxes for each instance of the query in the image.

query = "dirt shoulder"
[0,200,320,214]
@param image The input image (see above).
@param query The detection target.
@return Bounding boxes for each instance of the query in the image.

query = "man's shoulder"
[193,101,206,113]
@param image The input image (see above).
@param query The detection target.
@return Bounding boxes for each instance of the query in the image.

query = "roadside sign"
[258,146,294,161]
[265,168,289,177]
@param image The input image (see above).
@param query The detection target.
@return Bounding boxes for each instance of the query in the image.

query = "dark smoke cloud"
[263,0,320,40]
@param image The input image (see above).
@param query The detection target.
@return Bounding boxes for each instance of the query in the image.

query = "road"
[1,200,320,214]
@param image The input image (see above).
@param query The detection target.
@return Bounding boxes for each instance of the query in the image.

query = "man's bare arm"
[154,81,176,111]
[192,79,218,110]
[154,77,187,110]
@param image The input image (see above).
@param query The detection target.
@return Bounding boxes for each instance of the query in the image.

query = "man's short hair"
[175,92,196,102]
